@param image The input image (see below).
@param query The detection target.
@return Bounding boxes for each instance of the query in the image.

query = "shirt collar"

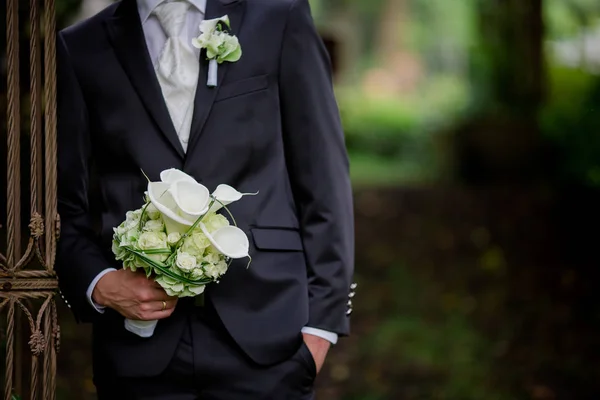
[138,0,207,23]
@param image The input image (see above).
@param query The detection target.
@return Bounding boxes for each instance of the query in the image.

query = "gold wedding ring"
[161,300,167,311]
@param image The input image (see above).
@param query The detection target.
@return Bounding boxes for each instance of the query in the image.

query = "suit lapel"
[105,0,186,159]
[186,0,246,157]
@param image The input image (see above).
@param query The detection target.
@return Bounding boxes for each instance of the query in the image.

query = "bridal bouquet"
[111,168,254,337]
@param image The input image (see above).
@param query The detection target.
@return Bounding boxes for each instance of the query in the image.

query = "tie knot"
[153,1,190,38]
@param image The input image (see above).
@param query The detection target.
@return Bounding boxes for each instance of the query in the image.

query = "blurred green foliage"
[540,67,600,186]
[313,0,600,188]
[338,76,469,186]
[407,0,476,74]
[56,0,84,27]
[329,185,600,400]
[545,0,600,38]
[355,265,508,400]
[340,96,420,160]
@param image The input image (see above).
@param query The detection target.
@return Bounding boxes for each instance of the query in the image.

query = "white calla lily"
[199,15,230,35]
[210,184,257,212]
[147,182,193,234]
[200,223,249,259]
[148,170,213,234]
[160,168,197,184]
[170,180,211,221]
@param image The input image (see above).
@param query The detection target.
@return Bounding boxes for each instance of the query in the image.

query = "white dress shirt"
[86,0,338,345]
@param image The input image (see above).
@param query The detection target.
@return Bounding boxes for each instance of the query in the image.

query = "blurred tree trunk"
[477,0,544,113]
[362,0,422,96]
[452,0,549,184]
[375,0,407,64]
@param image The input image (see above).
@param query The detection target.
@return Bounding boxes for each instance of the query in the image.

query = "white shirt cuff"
[301,327,338,345]
[86,268,116,313]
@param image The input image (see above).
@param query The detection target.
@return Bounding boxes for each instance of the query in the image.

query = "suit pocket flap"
[251,228,303,251]
[215,74,269,102]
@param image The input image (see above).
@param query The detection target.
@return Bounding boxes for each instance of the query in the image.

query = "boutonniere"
[192,15,242,87]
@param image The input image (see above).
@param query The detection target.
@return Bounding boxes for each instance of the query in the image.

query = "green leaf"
[212,198,238,227]
[124,247,212,286]
[222,46,242,63]
[138,201,151,231]
[137,248,172,255]
[169,199,216,251]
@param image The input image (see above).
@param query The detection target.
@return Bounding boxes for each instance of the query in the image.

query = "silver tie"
[153,1,198,152]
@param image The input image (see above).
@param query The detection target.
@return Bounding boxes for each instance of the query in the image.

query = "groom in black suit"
[56,0,354,398]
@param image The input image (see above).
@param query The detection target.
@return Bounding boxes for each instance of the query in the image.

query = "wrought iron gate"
[1,0,60,399]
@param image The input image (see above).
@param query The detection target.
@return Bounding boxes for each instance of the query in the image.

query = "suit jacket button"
[350,282,358,290]
[347,300,353,307]
[346,308,353,316]
[348,291,355,298]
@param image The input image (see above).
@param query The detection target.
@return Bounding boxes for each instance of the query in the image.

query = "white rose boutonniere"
[192,15,242,87]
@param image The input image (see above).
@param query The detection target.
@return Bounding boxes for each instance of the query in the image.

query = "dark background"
[2,0,600,399]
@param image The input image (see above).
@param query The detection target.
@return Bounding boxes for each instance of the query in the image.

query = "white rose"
[204,264,218,279]
[204,260,228,279]
[202,213,229,233]
[190,268,205,280]
[167,232,182,246]
[119,228,140,247]
[214,260,228,275]
[126,209,142,222]
[192,232,211,250]
[137,231,167,250]
[176,252,197,272]
[143,219,164,232]
[145,203,161,220]
[116,216,139,235]
[181,232,210,256]
[204,249,222,265]
[115,225,127,236]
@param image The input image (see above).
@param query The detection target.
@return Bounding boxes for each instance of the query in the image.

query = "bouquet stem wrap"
[125,319,158,338]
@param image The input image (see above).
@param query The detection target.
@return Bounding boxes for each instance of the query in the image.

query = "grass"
[347,263,512,400]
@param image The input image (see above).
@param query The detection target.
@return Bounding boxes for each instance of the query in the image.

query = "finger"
[150,288,178,301]
[127,268,148,279]
[129,271,159,285]
[138,287,177,303]
[151,299,177,312]
[138,299,178,313]
[148,281,177,299]
[145,308,177,320]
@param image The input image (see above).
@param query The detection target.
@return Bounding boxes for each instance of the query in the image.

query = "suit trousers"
[94,301,317,399]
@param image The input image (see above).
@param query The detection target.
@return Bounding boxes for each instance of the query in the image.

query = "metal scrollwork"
[2,0,60,398]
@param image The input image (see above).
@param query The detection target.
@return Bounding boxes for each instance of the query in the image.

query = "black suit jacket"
[56,0,354,377]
